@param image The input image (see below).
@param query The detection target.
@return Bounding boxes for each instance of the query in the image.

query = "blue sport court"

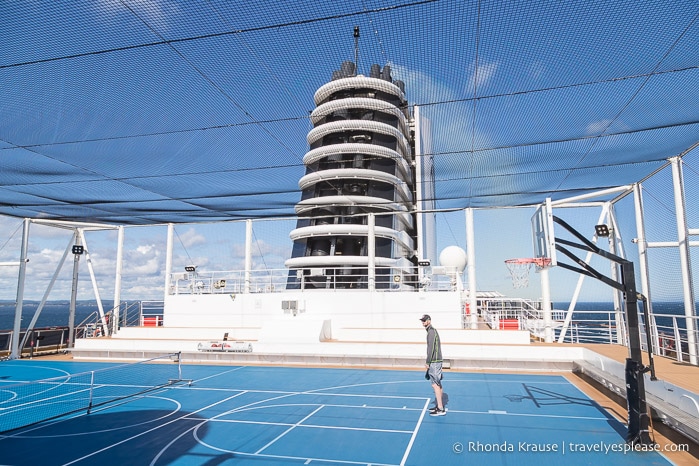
[0,359,675,465]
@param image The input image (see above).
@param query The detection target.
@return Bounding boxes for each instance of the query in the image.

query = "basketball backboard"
[531,198,557,267]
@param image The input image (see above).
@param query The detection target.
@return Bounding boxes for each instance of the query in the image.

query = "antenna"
[353,26,360,75]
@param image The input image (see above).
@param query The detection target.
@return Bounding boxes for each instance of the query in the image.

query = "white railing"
[169,266,462,295]
[642,313,699,364]
[478,297,564,332]
[555,310,621,344]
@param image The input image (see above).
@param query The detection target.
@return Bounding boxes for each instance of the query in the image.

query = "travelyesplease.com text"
[452,441,689,455]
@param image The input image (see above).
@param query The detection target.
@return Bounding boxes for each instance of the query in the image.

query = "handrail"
[168,266,462,294]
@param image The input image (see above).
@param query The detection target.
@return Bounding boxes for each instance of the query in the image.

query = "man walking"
[420,314,446,416]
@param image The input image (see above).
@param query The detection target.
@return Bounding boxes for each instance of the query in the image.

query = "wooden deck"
[575,343,699,394]
[564,343,699,465]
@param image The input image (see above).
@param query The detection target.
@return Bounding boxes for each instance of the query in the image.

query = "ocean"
[0,300,140,332]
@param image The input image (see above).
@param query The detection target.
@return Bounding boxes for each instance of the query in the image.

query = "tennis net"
[0,352,189,433]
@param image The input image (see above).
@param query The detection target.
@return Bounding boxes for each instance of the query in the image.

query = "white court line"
[184,366,245,384]
[400,397,431,466]
[208,416,413,435]
[213,401,424,414]
[43,370,588,466]
[191,390,424,465]
[255,405,324,454]
[302,378,571,397]
[295,423,412,434]
[202,400,418,434]
[440,408,608,421]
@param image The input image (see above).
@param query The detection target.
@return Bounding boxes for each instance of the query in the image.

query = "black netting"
[1,0,698,224]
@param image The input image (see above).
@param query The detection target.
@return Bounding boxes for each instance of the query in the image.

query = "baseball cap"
[419,314,431,322]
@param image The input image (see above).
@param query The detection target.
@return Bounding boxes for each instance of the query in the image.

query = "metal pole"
[68,231,80,349]
[670,157,697,365]
[466,208,478,329]
[10,218,30,359]
[621,263,652,444]
[19,237,73,351]
[245,219,252,294]
[607,204,627,346]
[79,230,107,335]
[540,267,553,343]
[113,226,124,335]
[164,223,174,300]
[633,184,653,349]
[557,207,607,343]
[368,213,376,291]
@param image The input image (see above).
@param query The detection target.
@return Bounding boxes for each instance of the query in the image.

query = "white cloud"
[176,227,207,249]
[94,0,180,33]
[528,61,546,80]
[469,62,499,90]
[586,118,630,135]
[389,63,456,105]
[390,62,494,161]
[586,119,613,134]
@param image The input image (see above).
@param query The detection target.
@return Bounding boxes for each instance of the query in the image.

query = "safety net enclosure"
[1,0,698,225]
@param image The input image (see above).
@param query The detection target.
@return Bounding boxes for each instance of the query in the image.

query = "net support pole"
[539,266,553,343]
[670,157,697,365]
[112,226,124,335]
[466,208,478,329]
[87,371,95,415]
[368,213,376,291]
[244,219,252,294]
[632,183,651,337]
[10,218,30,360]
[79,230,107,335]
[164,223,174,300]
[68,231,80,349]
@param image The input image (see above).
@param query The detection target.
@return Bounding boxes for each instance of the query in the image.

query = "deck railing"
[169,266,462,294]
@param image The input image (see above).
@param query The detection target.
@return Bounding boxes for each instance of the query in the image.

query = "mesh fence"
[0,353,186,433]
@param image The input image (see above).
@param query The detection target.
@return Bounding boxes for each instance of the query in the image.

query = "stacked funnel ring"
[286,62,417,289]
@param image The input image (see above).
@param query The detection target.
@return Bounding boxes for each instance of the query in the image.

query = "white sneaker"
[429,407,447,416]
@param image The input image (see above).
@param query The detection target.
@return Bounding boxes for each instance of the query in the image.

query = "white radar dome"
[439,246,468,271]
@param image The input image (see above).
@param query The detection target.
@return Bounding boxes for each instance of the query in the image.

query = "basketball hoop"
[504,258,551,288]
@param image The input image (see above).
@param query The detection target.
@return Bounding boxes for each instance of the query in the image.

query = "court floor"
[0,360,676,465]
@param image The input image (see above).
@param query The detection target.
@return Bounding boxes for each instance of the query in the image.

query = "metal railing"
[554,310,622,345]
[642,313,699,364]
[478,297,565,333]
[0,327,71,358]
[476,300,698,365]
[169,266,462,295]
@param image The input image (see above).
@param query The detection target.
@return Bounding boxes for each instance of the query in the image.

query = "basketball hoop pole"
[504,258,555,342]
[540,266,553,343]
[552,215,654,446]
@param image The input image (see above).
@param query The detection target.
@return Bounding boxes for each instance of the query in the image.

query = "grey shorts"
[427,362,443,387]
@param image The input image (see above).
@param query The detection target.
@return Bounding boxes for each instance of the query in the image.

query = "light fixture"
[184,265,197,272]
[595,224,610,237]
[72,245,84,255]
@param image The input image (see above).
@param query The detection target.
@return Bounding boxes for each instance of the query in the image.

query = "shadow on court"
[504,382,629,439]
[0,409,209,465]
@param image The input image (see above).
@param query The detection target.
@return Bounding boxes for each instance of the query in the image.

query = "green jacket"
[425,324,442,364]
